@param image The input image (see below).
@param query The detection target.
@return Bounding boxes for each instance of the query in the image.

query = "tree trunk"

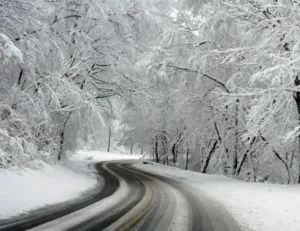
[162,136,168,165]
[294,76,300,183]
[107,123,111,152]
[214,122,230,174]
[235,137,256,176]
[58,112,72,161]
[232,99,239,175]
[172,143,177,164]
[235,153,247,176]
[249,152,258,182]
[289,152,294,168]
[130,142,134,155]
[141,141,144,155]
[273,149,291,184]
[202,140,218,173]
[152,138,155,161]
[185,146,189,170]
[58,130,64,161]
[155,136,159,163]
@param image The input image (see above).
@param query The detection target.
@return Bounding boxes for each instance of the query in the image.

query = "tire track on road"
[0,162,119,231]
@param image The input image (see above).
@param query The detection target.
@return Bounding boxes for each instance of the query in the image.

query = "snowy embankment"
[0,161,96,219]
[134,162,300,231]
[0,150,141,220]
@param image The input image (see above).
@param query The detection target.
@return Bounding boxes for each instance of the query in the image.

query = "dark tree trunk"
[58,131,64,161]
[172,143,177,164]
[152,138,155,161]
[107,124,111,152]
[155,136,159,163]
[214,122,230,174]
[293,75,300,183]
[141,141,144,155]
[236,137,256,176]
[202,140,218,173]
[130,142,134,155]
[232,99,239,175]
[235,153,247,176]
[273,149,291,184]
[185,147,189,170]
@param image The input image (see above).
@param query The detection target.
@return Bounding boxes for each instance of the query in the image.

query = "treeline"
[2,0,300,184]
[120,0,300,184]
[0,0,151,167]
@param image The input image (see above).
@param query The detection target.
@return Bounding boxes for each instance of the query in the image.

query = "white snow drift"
[0,161,97,219]
[0,151,141,219]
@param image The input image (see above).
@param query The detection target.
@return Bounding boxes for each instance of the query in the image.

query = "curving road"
[0,161,240,231]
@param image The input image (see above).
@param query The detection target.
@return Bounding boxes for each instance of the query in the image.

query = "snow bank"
[70,150,142,162]
[0,162,97,219]
[134,162,300,231]
[0,151,141,219]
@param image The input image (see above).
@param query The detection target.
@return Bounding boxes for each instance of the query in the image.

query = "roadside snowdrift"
[0,161,97,219]
[0,150,141,219]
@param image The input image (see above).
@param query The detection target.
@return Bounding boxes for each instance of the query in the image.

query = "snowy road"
[0,161,240,231]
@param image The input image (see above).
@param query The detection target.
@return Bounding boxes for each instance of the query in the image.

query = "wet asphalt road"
[0,161,240,231]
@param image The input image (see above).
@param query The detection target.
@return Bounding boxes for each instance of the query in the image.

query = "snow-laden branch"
[166,64,230,93]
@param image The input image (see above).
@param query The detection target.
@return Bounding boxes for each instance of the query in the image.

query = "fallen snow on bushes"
[134,162,300,231]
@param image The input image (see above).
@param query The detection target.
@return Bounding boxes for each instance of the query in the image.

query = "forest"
[1,0,300,184]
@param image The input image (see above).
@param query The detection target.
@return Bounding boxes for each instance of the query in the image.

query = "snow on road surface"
[5,150,296,231]
[30,162,130,231]
[134,161,300,231]
[0,150,140,220]
[30,151,142,231]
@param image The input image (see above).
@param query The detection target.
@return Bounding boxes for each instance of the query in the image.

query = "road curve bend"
[0,162,119,231]
[0,161,241,231]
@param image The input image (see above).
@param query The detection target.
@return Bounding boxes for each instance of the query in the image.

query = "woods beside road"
[2,0,300,184]
[2,1,300,230]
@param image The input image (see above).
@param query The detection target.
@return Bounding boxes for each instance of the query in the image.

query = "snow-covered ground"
[0,161,96,219]
[71,150,142,162]
[3,150,297,231]
[134,161,300,231]
[0,150,141,220]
